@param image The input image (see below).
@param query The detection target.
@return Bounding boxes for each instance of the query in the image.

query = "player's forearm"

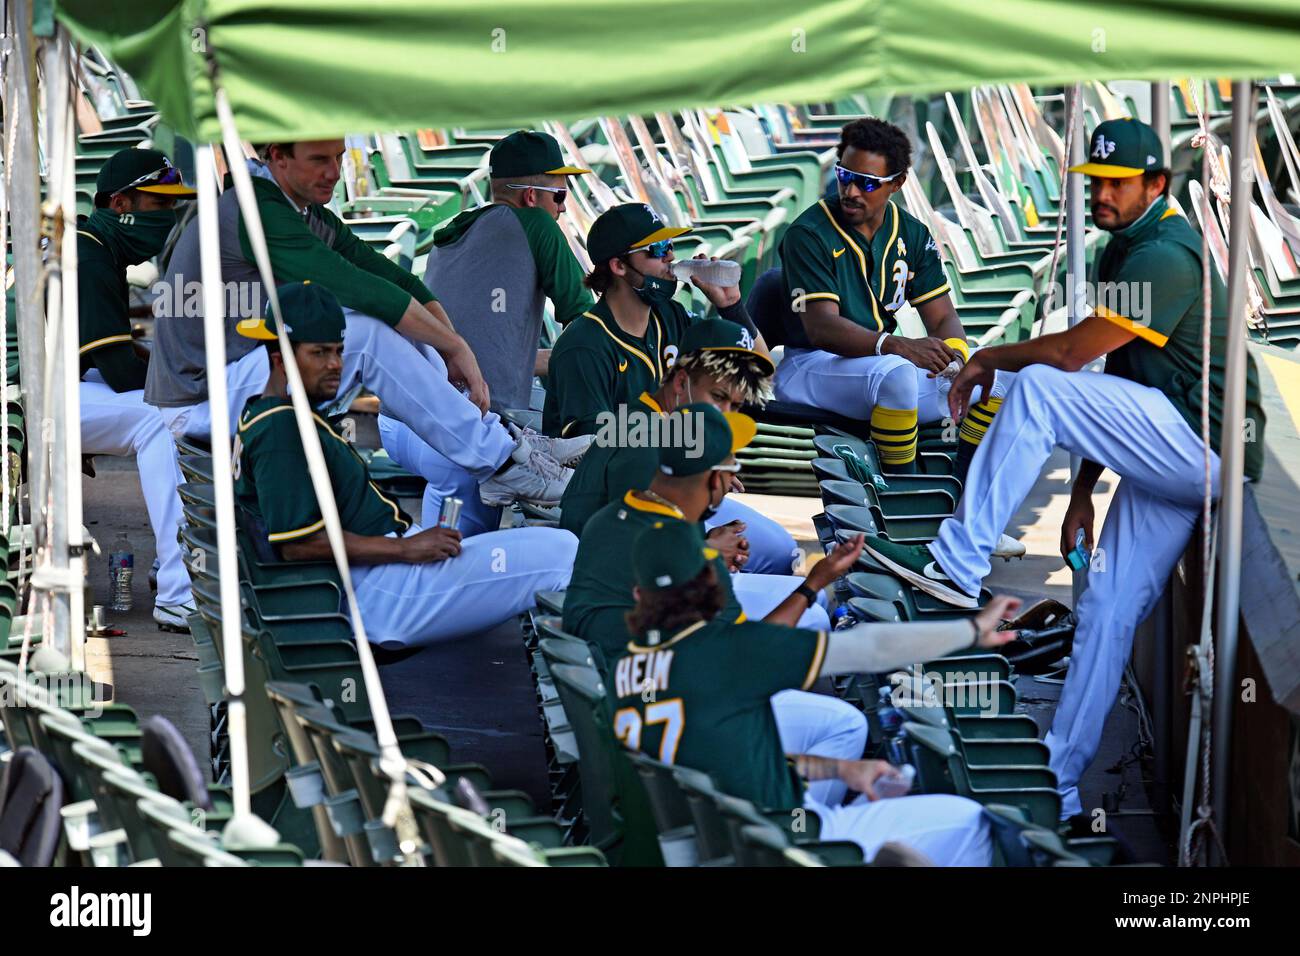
[791,753,843,782]
[395,298,467,356]
[279,529,406,565]
[802,312,883,357]
[819,618,979,676]
[761,585,818,628]
[534,349,551,378]
[1072,459,1105,497]
[421,298,456,332]
[970,330,1080,376]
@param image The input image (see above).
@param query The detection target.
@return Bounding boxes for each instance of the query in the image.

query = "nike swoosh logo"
[618,359,628,372]
[923,562,948,582]
[833,247,846,258]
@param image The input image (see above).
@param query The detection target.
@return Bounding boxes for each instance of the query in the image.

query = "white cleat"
[480,440,572,507]
[154,600,197,633]
[507,422,594,468]
[992,533,1026,561]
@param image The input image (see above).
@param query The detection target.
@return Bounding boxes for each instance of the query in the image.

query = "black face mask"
[623,258,679,306]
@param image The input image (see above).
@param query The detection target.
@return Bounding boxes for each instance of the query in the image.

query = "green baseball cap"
[237,281,346,344]
[678,319,775,377]
[95,148,196,203]
[490,130,590,179]
[1069,118,1168,178]
[657,402,757,477]
[633,520,719,593]
[587,202,691,265]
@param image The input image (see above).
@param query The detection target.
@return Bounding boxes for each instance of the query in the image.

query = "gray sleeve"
[820,619,978,676]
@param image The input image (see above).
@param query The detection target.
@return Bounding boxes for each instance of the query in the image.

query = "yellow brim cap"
[1067,162,1145,178]
[723,411,758,453]
[632,225,692,247]
[545,165,591,175]
[235,317,277,341]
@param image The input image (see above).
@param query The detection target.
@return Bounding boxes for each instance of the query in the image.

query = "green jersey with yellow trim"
[541,296,698,437]
[1092,198,1265,481]
[562,491,744,667]
[234,395,411,548]
[558,391,662,536]
[780,196,949,348]
[76,220,148,392]
[611,617,825,811]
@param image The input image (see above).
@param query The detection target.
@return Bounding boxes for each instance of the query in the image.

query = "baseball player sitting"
[861,118,1267,827]
[777,118,1008,482]
[541,202,762,439]
[559,318,799,574]
[616,520,1017,865]
[564,404,866,805]
[78,148,196,631]
[380,130,596,536]
[146,140,570,513]
[232,282,577,649]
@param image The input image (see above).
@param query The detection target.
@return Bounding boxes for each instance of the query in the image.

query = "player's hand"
[707,520,749,572]
[947,352,996,422]
[689,254,740,309]
[805,533,865,591]
[728,473,745,494]
[444,337,491,414]
[837,759,898,801]
[972,594,1021,648]
[1060,493,1096,562]
[888,336,959,374]
[402,527,463,563]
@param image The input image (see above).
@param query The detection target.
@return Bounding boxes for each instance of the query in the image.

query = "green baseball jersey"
[234,395,411,548]
[561,492,744,666]
[1092,199,1265,481]
[611,617,826,810]
[76,221,148,392]
[558,391,662,536]
[780,197,949,348]
[541,296,698,437]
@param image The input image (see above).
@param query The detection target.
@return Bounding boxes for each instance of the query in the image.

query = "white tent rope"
[208,80,425,862]
[1037,87,1077,313]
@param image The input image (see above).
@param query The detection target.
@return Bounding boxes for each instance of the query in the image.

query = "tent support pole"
[1151,81,1171,156]
[7,0,44,551]
[1209,79,1255,865]
[1066,84,1087,608]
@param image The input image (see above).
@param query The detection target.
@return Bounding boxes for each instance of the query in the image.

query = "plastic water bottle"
[671,258,742,287]
[873,764,916,799]
[108,532,134,613]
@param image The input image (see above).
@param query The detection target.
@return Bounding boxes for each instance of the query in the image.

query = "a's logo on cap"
[654,574,672,587]
[642,204,662,224]
[1092,136,1116,160]
[1147,155,1158,165]
[737,328,755,351]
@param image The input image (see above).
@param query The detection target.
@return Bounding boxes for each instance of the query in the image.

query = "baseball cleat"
[479,441,572,507]
[154,600,196,633]
[861,536,978,609]
[992,533,1026,561]
[507,422,594,468]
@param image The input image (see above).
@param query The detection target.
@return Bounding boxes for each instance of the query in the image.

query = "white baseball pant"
[929,364,1222,818]
[808,791,993,865]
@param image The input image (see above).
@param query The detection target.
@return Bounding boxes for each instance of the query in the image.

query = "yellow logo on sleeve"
[833,247,846,259]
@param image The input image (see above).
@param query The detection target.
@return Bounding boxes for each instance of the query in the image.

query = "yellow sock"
[871,405,919,467]
[959,396,1003,447]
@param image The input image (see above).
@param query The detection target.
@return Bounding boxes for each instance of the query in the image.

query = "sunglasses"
[114,161,185,195]
[711,461,742,474]
[507,183,568,204]
[628,239,674,259]
[833,164,902,194]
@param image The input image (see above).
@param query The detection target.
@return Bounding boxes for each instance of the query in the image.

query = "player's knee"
[875,360,919,411]
[1013,362,1065,394]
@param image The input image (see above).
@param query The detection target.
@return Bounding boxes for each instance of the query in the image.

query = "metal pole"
[1066,84,1087,606]
[1151,82,1171,157]
[7,0,44,551]
[1210,79,1255,863]
[41,29,85,664]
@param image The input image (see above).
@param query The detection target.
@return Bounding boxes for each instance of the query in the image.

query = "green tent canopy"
[56,0,1300,142]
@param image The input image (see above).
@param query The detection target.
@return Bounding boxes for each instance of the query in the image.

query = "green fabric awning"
[55,0,1300,142]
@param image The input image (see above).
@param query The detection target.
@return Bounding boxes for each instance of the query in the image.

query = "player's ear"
[889,170,907,194]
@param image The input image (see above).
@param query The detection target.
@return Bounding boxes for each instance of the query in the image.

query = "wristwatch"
[794,584,818,608]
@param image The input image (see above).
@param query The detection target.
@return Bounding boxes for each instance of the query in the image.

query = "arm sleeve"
[781,226,840,312]
[717,298,758,336]
[237,199,415,327]
[726,622,829,697]
[247,416,325,544]
[820,619,977,677]
[906,227,951,306]
[517,208,595,326]
[88,343,148,392]
[548,345,619,437]
[323,206,438,305]
[1098,242,1198,347]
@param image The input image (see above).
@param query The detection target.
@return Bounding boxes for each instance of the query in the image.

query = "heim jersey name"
[614,648,675,699]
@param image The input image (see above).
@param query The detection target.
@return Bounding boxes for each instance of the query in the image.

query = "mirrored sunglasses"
[114,162,184,195]
[628,238,674,259]
[833,163,902,194]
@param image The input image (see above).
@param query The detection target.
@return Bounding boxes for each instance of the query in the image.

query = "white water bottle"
[873,764,916,799]
[671,257,742,287]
